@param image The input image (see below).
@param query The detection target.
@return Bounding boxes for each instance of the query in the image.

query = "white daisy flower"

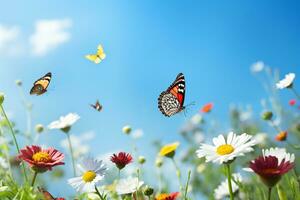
[196,132,257,164]
[250,61,265,73]
[276,73,295,89]
[262,147,295,163]
[116,177,144,195]
[68,157,107,193]
[48,113,80,130]
[214,173,242,200]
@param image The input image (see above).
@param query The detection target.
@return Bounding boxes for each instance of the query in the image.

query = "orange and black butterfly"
[158,73,186,117]
[38,187,65,200]
[30,72,52,95]
[90,100,103,112]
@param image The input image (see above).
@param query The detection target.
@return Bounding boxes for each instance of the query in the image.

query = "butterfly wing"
[85,54,101,64]
[30,72,51,95]
[166,73,185,107]
[95,100,102,111]
[158,73,185,117]
[91,100,102,112]
[97,45,106,60]
[38,187,55,200]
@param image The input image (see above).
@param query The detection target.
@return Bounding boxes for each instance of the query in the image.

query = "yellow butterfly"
[85,44,106,64]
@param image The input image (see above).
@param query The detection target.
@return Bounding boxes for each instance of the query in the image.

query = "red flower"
[201,103,213,113]
[275,131,287,141]
[289,99,296,106]
[156,192,180,200]
[249,155,293,187]
[18,145,64,172]
[110,152,133,170]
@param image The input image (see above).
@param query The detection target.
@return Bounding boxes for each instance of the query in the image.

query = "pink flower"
[289,99,296,106]
[249,155,293,187]
[18,145,64,172]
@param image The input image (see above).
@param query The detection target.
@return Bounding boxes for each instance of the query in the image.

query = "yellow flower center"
[32,152,51,162]
[82,170,96,182]
[216,144,234,155]
[156,194,169,200]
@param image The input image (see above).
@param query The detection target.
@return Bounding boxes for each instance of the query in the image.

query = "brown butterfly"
[90,100,103,112]
[30,72,52,95]
[38,187,65,200]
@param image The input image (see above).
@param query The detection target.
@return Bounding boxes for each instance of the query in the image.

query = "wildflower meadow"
[1,1,300,200]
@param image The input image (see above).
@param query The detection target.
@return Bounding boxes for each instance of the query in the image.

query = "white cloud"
[29,18,72,56]
[0,25,22,55]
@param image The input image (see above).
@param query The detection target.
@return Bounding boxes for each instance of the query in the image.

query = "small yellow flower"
[159,142,180,158]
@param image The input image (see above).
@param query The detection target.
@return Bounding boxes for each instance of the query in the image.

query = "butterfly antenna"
[182,101,196,117]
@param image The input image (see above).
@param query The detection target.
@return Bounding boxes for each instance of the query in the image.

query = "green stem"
[95,186,106,200]
[157,168,162,193]
[66,133,76,176]
[17,86,33,143]
[0,105,28,182]
[31,171,38,187]
[267,187,272,200]
[293,168,300,189]
[270,119,282,133]
[184,170,191,200]
[171,158,182,192]
[0,127,13,178]
[291,87,300,101]
[226,164,234,200]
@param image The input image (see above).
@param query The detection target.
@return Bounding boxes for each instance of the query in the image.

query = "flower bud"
[138,156,146,164]
[296,123,300,132]
[155,158,163,168]
[261,111,273,120]
[143,185,154,196]
[35,124,44,134]
[15,80,22,86]
[0,93,4,105]
[122,125,132,135]
[275,131,287,141]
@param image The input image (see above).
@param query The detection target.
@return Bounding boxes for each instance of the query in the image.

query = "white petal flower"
[116,177,144,195]
[68,157,107,193]
[0,157,8,169]
[262,147,295,163]
[253,132,268,146]
[214,173,242,200]
[48,113,80,129]
[194,131,205,143]
[276,73,295,89]
[191,113,203,125]
[131,129,143,139]
[250,61,265,73]
[196,132,257,164]
[60,132,94,158]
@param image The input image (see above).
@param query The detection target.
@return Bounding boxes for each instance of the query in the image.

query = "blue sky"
[1,0,300,197]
